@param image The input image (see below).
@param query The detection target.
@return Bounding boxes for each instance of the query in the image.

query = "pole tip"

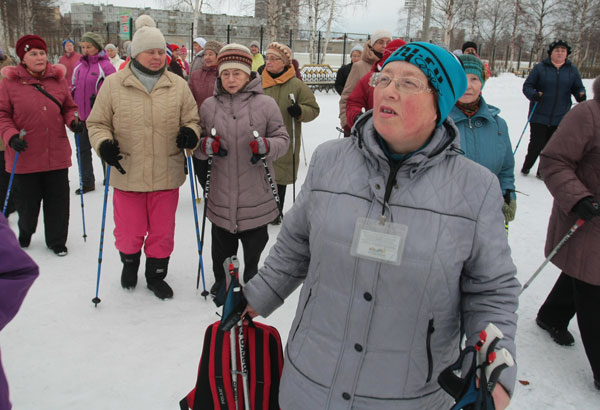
[92,297,101,307]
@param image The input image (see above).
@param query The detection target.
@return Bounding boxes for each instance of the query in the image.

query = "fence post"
[289,29,293,48]
[491,45,496,72]
[227,25,231,44]
[317,31,322,64]
[190,23,194,63]
[260,26,264,51]
[342,33,347,66]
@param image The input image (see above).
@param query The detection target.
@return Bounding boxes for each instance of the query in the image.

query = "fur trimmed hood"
[0,63,67,82]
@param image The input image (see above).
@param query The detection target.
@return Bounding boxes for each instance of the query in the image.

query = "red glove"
[250,136,269,164]
[200,135,227,157]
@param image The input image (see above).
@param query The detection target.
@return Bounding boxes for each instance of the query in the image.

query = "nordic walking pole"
[252,131,282,219]
[520,218,584,295]
[198,128,216,290]
[289,93,297,203]
[2,129,25,216]
[186,150,208,298]
[92,165,111,307]
[513,102,538,156]
[237,319,251,410]
[74,112,87,242]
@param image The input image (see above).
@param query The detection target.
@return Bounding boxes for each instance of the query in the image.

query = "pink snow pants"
[113,188,179,259]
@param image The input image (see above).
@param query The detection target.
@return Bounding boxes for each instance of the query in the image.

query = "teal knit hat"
[459,54,485,87]
[382,42,467,126]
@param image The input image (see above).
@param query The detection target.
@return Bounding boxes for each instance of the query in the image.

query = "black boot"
[120,251,141,289]
[145,257,173,299]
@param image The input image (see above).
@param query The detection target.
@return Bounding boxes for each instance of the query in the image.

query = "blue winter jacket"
[450,98,515,199]
[522,58,585,126]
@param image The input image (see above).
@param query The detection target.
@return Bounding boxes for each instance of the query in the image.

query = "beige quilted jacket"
[87,66,200,192]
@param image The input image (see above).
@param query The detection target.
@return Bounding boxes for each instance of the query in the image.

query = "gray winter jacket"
[244,112,520,410]
[195,73,289,233]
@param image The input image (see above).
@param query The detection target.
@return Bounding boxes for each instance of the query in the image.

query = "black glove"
[572,196,600,221]
[176,126,199,149]
[70,120,84,134]
[8,134,27,152]
[287,102,302,118]
[90,94,96,109]
[576,93,587,102]
[532,92,543,102]
[99,140,126,175]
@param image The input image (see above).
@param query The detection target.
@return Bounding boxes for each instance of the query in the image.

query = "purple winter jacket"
[0,214,39,410]
[71,51,116,121]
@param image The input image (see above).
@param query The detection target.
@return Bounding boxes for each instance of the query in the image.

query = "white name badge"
[350,217,408,265]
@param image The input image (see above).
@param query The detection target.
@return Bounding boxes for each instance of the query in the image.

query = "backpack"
[180,319,284,410]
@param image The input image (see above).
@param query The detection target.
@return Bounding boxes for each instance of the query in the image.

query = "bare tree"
[431,0,467,46]
[521,0,560,58]
[479,0,511,70]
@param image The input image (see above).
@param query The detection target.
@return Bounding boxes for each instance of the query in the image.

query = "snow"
[2,74,599,409]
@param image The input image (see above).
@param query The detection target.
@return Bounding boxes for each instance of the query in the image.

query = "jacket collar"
[1,63,64,83]
[449,96,500,124]
[121,65,175,93]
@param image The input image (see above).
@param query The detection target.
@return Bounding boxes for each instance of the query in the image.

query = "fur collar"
[1,63,67,81]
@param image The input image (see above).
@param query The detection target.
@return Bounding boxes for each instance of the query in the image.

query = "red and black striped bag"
[180,319,284,410]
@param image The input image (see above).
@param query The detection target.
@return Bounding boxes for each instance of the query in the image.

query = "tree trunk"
[320,0,336,63]
[508,0,519,72]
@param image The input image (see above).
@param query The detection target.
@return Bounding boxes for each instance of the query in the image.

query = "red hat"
[168,43,179,51]
[16,35,47,60]
[382,38,407,62]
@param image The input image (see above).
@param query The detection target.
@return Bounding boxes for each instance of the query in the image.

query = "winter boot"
[145,257,173,299]
[120,251,141,290]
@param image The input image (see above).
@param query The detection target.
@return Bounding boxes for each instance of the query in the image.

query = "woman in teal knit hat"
[450,53,517,224]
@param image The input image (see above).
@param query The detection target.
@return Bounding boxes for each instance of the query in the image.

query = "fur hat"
[266,42,292,66]
[459,54,486,86]
[81,32,104,51]
[135,15,156,30]
[461,41,478,53]
[193,37,207,49]
[548,40,571,56]
[383,42,467,126]
[131,26,166,58]
[16,35,47,60]
[204,41,223,55]
[350,44,364,55]
[371,29,392,45]
[217,43,253,76]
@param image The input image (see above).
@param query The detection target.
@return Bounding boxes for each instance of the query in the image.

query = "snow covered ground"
[2,74,599,409]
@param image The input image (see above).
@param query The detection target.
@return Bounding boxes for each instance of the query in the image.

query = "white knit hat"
[217,43,253,76]
[135,15,156,30]
[131,26,166,58]
[350,44,363,54]
[371,29,392,44]
[193,37,207,48]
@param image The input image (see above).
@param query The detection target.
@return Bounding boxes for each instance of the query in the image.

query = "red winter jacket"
[58,51,82,86]
[346,38,407,128]
[0,63,78,174]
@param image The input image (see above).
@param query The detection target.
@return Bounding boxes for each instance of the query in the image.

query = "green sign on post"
[120,11,132,40]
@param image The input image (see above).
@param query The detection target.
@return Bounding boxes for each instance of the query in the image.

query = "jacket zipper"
[426,318,435,383]
[292,288,312,340]
[549,66,561,125]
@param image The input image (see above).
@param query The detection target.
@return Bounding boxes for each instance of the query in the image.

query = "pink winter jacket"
[188,64,218,110]
[195,74,289,233]
[0,63,77,174]
[71,51,116,121]
[58,51,82,86]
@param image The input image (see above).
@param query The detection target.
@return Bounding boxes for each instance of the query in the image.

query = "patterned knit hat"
[217,43,253,75]
[16,35,47,60]
[81,32,104,51]
[459,54,486,86]
[204,41,223,55]
[383,42,467,126]
[266,42,292,66]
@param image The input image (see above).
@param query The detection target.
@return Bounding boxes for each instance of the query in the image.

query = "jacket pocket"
[426,318,435,383]
[291,288,312,341]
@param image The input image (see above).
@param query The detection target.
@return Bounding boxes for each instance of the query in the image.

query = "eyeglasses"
[369,73,433,95]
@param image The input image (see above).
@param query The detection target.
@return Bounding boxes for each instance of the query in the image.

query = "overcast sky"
[62,0,406,37]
